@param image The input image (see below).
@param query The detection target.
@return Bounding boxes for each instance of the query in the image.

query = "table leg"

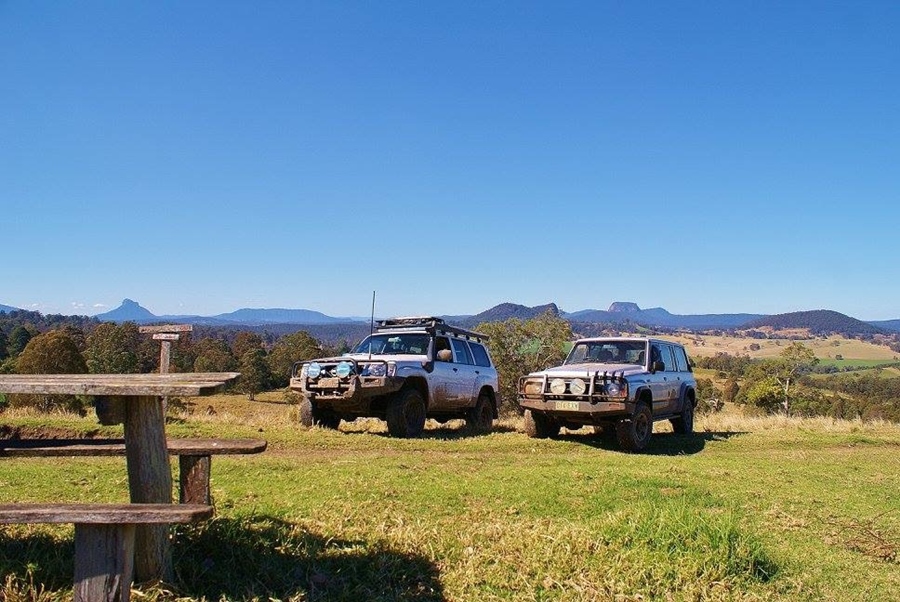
[122,395,173,583]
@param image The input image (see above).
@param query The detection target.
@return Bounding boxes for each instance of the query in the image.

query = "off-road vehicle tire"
[615,402,653,452]
[670,398,694,434]
[523,410,560,439]
[300,399,341,430]
[386,388,427,438]
[592,423,615,439]
[465,391,494,432]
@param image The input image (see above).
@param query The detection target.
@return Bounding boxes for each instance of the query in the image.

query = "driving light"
[569,378,587,395]
[307,362,322,378]
[549,378,567,395]
[335,362,352,378]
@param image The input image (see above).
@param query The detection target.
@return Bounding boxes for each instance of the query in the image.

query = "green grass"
[0,396,898,601]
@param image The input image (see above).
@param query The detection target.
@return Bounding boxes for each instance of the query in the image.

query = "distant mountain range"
[3,298,898,335]
[93,299,356,326]
[0,303,19,313]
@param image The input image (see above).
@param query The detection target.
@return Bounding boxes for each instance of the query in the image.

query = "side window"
[651,344,675,371]
[661,345,677,372]
[468,341,492,367]
[434,336,452,361]
[450,338,474,365]
[650,344,663,368]
[673,346,689,372]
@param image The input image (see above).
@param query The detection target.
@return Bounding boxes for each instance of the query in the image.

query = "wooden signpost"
[138,324,193,374]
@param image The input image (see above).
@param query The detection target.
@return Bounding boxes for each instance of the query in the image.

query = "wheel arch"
[635,386,653,410]
[478,385,498,418]
[402,377,429,407]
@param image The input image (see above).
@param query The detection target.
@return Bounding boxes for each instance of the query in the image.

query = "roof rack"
[376,316,445,328]
[375,316,489,341]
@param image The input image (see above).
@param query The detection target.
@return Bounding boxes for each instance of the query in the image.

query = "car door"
[648,343,678,415]
[449,337,480,408]
[671,345,692,412]
[429,336,458,410]
[658,344,681,414]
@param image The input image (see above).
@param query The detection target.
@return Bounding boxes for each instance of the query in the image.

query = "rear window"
[451,338,474,365]
[468,341,492,367]
[673,346,690,372]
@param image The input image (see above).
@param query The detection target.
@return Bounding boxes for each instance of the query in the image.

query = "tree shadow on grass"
[560,430,748,456]
[0,515,446,602]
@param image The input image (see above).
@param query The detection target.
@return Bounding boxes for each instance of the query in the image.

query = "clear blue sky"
[2,2,898,321]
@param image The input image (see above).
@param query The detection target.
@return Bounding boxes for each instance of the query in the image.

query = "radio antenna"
[368,291,376,359]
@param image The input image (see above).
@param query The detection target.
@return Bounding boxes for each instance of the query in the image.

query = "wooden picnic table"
[0,372,240,583]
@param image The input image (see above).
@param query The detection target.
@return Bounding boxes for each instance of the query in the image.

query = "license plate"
[555,401,579,411]
[316,377,340,388]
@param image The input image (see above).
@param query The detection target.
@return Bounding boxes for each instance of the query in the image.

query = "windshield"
[565,341,647,365]
[352,333,430,356]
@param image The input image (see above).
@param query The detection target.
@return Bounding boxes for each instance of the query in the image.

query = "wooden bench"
[0,502,212,602]
[0,438,267,504]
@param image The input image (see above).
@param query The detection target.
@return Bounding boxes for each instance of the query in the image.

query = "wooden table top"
[0,372,240,396]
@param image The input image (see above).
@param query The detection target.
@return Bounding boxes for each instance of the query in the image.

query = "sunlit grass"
[1,394,898,601]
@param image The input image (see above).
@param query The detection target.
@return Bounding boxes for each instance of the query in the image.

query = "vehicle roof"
[571,336,684,347]
[374,316,489,342]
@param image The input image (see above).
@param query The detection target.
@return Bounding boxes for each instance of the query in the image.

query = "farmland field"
[1,393,898,601]
[668,333,899,363]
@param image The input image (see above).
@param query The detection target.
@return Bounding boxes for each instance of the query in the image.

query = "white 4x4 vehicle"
[290,317,499,438]
[517,337,697,452]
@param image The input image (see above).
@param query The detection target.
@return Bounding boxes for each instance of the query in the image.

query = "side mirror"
[437,349,453,362]
[651,360,665,373]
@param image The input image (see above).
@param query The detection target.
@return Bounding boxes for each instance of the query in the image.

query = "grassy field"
[1,393,898,601]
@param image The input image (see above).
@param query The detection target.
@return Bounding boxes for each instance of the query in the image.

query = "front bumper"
[290,375,405,413]
[518,396,635,422]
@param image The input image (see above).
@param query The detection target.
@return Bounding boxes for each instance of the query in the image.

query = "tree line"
[0,315,333,408]
[694,348,900,422]
[2,309,898,422]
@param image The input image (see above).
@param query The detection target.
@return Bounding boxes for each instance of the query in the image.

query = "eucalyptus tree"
[12,329,88,411]
[477,311,572,412]
[84,322,143,374]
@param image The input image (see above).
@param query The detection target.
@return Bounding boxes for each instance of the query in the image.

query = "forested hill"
[743,310,885,336]
[460,302,561,326]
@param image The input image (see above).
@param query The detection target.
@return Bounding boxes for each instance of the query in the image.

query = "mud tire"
[300,398,341,430]
[386,388,427,438]
[465,391,494,432]
[592,423,615,439]
[615,402,653,452]
[670,397,694,434]
[523,410,560,439]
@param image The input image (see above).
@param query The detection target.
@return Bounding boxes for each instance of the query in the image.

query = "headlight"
[549,378,567,395]
[523,380,543,395]
[335,362,352,378]
[307,362,322,378]
[569,378,586,395]
[361,363,385,377]
[604,381,624,397]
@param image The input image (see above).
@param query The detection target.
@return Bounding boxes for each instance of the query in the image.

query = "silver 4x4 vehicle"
[290,317,499,438]
[517,337,697,452]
